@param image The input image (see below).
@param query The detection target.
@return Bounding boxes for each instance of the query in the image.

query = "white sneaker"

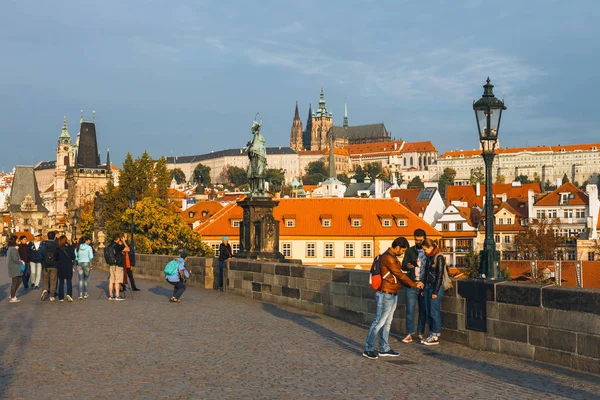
[422,335,440,346]
[49,297,56,302]
[78,296,83,300]
[41,290,48,301]
[401,334,413,343]
[66,295,73,302]
[83,293,89,299]
[9,297,20,303]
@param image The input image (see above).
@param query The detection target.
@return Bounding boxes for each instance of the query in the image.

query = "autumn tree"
[513,217,559,260]
[407,176,425,189]
[77,200,95,238]
[438,168,456,199]
[377,167,394,183]
[171,168,186,184]
[364,162,383,180]
[470,167,485,185]
[193,163,211,186]
[495,174,506,184]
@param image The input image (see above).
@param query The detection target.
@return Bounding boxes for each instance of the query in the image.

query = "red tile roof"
[534,182,588,207]
[401,141,437,153]
[345,140,404,156]
[168,188,186,200]
[446,183,542,208]
[180,201,224,227]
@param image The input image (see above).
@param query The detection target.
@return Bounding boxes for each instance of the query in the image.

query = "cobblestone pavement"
[1,258,599,400]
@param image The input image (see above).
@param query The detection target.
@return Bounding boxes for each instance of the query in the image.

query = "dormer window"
[188,211,196,218]
[498,218,503,225]
[231,219,241,228]
[397,219,406,227]
[322,219,331,227]
[560,193,569,205]
[350,214,363,227]
[592,146,597,151]
[283,214,296,227]
[202,210,208,217]
[383,219,392,227]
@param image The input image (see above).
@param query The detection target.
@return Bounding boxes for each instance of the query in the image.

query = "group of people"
[94,233,139,301]
[363,229,447,360]
[6,231,138,303]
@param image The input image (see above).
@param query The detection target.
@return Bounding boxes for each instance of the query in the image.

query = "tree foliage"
[193,163,211,186]
[303,161,328,185]
[470,167,485,185]
[464,250,481,278]
[220,165,248,187]
[513,217,559,260]
[544,180,556,192]
[533,172,541,184]
[562,173,569,184]
[438,168,456,199]
[265,168,285,193]
[495,174,506,184]
[78,200,95,238]
[407,176,424,189]
[515,175,531,184]
[171,168,186,184]
[351,162,384,182]
[337,174,350,185]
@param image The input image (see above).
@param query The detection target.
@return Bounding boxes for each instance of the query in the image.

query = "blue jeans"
[218,259,225,288]
[424,285,444,335]
[78,262,91,295]
[365,292,398,352]
[405,287,426,335]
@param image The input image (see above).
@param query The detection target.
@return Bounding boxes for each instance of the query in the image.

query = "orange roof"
[441,231,477,238]
[110,165,120,171]
[389,189,431,216]
[198,198,441,238]
[597,211,600,229]
[446,183,541,208]
[441,143,600,158]
[345,140,404,157]
[582,261,600,289]
[3,215,11,227]
[401,141,437,153]
[534,182,588,207]
[44,184,55,193]
[181,201,224,227]
[168,188,186,199]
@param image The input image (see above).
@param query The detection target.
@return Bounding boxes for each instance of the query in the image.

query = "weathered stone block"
[241,280,252,291]
[332,294,349,309]
[542,286,600,316]
[299,300,316,313]
[468,331,486,350]
[275,275,289,287]
[338,307,363,323]
[261,284,272,294]
[440,328,468,346]
[301,290,322,303]
[262,263,275,275]
[304,267,332,281]
[282,286,300,299]
[252,292,262,301]
[233,279,242,289]
[496,282,548,307]
[305,279,323,292]
[498,303,548,326]
[486,337,500,353]
[486,302,499,320]
[263,274,274,285]
[332,269,350,283]
[457,313,466,331]
[573,354,600,375]
[330,282,347,296]
[441,296,465,314]
[349,269,370,286]
[498,339,535,359]
[243,272,254,281]
[534,347,573,368]
[490,320,528,343]
[441,312,459,330]
[548,309,600,335]
[290,266,304,278]
[272,285,282,296]
[251,282,261,292]
[233,261,249,271]
[249,263,262,273]
[347,285,362,299]
[253,273,264,283]
[529,326,576,352]
[577,333,600,358]
[275,265,290,276]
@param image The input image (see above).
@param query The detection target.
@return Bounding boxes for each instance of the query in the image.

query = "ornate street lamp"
[72,213,79,242]
[128,192,137,253]
[474,77,506,279]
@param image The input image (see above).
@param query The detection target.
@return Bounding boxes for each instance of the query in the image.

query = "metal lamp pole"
[474,78,507,279]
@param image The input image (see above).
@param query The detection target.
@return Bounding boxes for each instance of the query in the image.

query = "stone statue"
[246,114,267,196]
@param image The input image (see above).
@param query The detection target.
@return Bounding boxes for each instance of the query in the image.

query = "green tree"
[337,174,351,185]
[377,167,394,183]
[137,151,156,198]
[438,168,456,199]
[351,165,367,182]
[544,180,556,192]
[495,174,506,184]
[364,162,382,180]
[516,175,531,184]
[533,172,541,184]
[464,250,481,278]
[407,176,425,189]
[171,168,186,184]
[562,173,569,184]
[304,161,328,185]
[101,180,128,238]
[265,168,285,192]
[193,163,211,186]
[154,157,172,200]
[221,165,248,187]
[470,167,485,185]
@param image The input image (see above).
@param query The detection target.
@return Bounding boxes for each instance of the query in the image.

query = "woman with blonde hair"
[421,238,446,346]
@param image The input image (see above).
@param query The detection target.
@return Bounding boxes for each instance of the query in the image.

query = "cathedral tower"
[303,103,313,150]
[290,102,303,151]
[310,88,333,151]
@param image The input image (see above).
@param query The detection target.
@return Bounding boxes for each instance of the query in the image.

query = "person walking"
[75,236,94,300]
[421,238,446,346]
[17,236,31,290]
[165,252,190,302]
[28,232,43,289]
[40,231,59,302]
[217,237,232,291]
[56,235,75,302]
[121,233,139,292]
[104,235,125,301]
[7,237,24,303]
[401,228,428,344]
[363,237,424,360]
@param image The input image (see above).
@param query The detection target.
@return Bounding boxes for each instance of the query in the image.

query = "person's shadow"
[0,283,10,302]
[148,285,173,298]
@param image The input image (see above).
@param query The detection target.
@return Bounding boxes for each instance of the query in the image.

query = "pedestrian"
[28,232,43,289]
[17,236,31,290]
[165,251,190,303]
[121,232,140,292]
[421,238,446,346]
[104,235,125,301]
[401,228,428,344]
[7,236,24,303]
[363,237,424,360]
[56,235,75,302]
[217,236,232,291]
[40,231,59,302]
[75,236,94,300]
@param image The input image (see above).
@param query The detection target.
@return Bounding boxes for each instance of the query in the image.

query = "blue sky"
[1,0,599,171]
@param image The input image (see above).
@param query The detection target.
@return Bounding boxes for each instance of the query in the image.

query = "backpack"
[44,242,57,267]
[436,254,453,291]
[369,252,391,290]
[103,244,118,265]
[164,260,180,276]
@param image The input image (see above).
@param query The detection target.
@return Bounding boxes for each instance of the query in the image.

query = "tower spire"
[328,130,336,179]
[106,146,111,171]
[316,87,329,117]
[59,116,71,144]
[294,101,300,120]
[80,109,84,123]
[92,110,96,123]
[343,99,349,128]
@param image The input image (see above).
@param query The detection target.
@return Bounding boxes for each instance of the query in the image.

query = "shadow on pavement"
[262,303,363,355]
[0,283,10,302]
[520,359,600,385]
[414,346,598,399]
[149,285,173,298]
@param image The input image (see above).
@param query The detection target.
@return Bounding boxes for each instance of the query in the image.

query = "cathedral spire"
[294,101,300,120]
[343,99,349,128]
[106,147,111,171]
[316,87,330,117]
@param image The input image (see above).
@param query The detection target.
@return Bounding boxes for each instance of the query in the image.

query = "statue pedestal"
[236,196,284,261]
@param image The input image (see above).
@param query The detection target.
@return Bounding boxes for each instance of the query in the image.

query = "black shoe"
[379,349,400,357]
[132,288,140,291]
[362,351,379,360]
[120,285,127,291]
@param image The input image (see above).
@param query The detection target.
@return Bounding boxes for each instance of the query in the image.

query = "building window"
[37,219,42,226]
[561,194,568,204]
[564,209,573,219]
[306,243,316,257]
[23,218,29,226]
[383,219,391,227]
[442,223,449,231]
[410,157,413,166]
[324,243,334,258]
[231,220,241,228]
[282,243,291,258]
[498,218,503,225]
[456,256,466,267]
[504,236,511,244]
[576,210,585,219]
[507,218,512,225]
[456,223,463,231]
[212,244,220,257]
[397,219,406,227]
[495,235,500,243]
[362,243,372,258]
[286,219,295,227]
[588,252,596,261]
[322,219,331,227]
[345,243,354,257]
[232,243,240,255]
[352,219,361,227]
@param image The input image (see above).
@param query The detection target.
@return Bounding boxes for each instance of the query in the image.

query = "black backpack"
[44,242,57,267]
[103,244,118,265]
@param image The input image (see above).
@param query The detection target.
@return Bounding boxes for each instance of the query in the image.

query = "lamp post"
[474,78,507,279]
[127,192,137,253]
[72,213,79,242]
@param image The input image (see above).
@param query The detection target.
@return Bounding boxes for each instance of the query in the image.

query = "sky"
[1,0,599,171]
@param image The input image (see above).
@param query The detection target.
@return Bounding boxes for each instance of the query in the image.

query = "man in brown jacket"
[363,237,424,360]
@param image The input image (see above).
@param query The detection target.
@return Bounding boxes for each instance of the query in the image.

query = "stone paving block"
[529,326,576,353]
[534,347,574,369]
[573,354,600,375]
[576,332,600,358]
[490,320,528,343]
[498,303,548,327]
[548,309,600,335]
[499,339,535,360]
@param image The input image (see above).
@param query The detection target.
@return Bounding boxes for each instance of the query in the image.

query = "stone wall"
[95,254,600,375]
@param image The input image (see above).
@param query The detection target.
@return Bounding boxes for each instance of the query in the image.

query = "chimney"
[375,179,382,199]
[476,184,481,197]
[528,189,535,223]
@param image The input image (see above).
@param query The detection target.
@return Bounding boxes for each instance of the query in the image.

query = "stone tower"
[303,103,313,150]
[290,102,303,151]
[310,88,333,151]
[55,116,74,215]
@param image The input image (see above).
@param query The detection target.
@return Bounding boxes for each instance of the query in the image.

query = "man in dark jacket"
[106,235,125,300]
[217,236,232,291]
[40,231,59,301]
[28,232,44,289]
[17,236,31,290]
[400,228,428,343]
[363,237,424,360]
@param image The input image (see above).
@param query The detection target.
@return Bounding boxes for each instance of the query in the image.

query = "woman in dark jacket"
[56,235,76,302]
[7,236,23,303]
[421,238,446,346]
